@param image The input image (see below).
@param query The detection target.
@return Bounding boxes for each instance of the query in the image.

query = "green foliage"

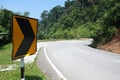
[90,23,117,43]
[37,0,120,45]
[24,11,30,17]
[0,0,119,47]
[0,9,13,46]
[102,3,120,27]
[0,25,8,40]
[0,8,31,46]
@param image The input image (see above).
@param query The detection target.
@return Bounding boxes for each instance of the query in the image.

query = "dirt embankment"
[98,28,120,54]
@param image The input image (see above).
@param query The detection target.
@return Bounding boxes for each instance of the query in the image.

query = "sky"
[0,0,67,19]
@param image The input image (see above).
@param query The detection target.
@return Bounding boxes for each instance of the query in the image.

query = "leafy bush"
[0,25,9,46]
[90,23,117,44]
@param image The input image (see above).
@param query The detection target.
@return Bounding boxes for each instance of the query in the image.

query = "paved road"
[39,39,120,80]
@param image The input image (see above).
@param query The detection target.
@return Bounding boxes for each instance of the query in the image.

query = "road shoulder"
[37,48,62,80]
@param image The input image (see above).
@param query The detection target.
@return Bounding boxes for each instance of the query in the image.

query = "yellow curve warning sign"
[12,15,38,60]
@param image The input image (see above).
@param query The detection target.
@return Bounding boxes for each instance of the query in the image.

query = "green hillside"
[0,0,120,47]
[37,0,120,46]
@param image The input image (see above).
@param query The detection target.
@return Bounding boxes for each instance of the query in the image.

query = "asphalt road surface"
[38,39,120,80]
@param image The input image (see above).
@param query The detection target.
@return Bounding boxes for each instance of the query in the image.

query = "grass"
[0,43,47,80]
[0,62,47,80]
[0,43,14,65]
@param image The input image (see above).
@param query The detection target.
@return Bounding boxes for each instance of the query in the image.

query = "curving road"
[38,39,120,80]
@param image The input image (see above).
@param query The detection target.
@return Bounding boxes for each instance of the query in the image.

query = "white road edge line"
[44,45,67,80]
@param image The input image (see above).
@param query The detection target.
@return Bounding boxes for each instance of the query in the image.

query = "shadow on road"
[25,75,43,80]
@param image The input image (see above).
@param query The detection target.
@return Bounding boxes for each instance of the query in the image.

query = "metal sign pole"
[20,58,25,80]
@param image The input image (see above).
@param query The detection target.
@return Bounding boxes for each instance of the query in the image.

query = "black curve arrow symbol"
[15,17,35,57]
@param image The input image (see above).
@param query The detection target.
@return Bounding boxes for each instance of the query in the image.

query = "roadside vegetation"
[0,0,120,47]
[0,44,47,80]
[38,0,120,47]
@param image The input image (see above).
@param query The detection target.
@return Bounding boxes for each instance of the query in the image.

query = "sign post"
[12,14,38,80]
[20,58,25,80]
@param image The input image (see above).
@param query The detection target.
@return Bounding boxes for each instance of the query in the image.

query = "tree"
[24,11,30,17]
[38,0,120,44]
[0,8,13,46]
